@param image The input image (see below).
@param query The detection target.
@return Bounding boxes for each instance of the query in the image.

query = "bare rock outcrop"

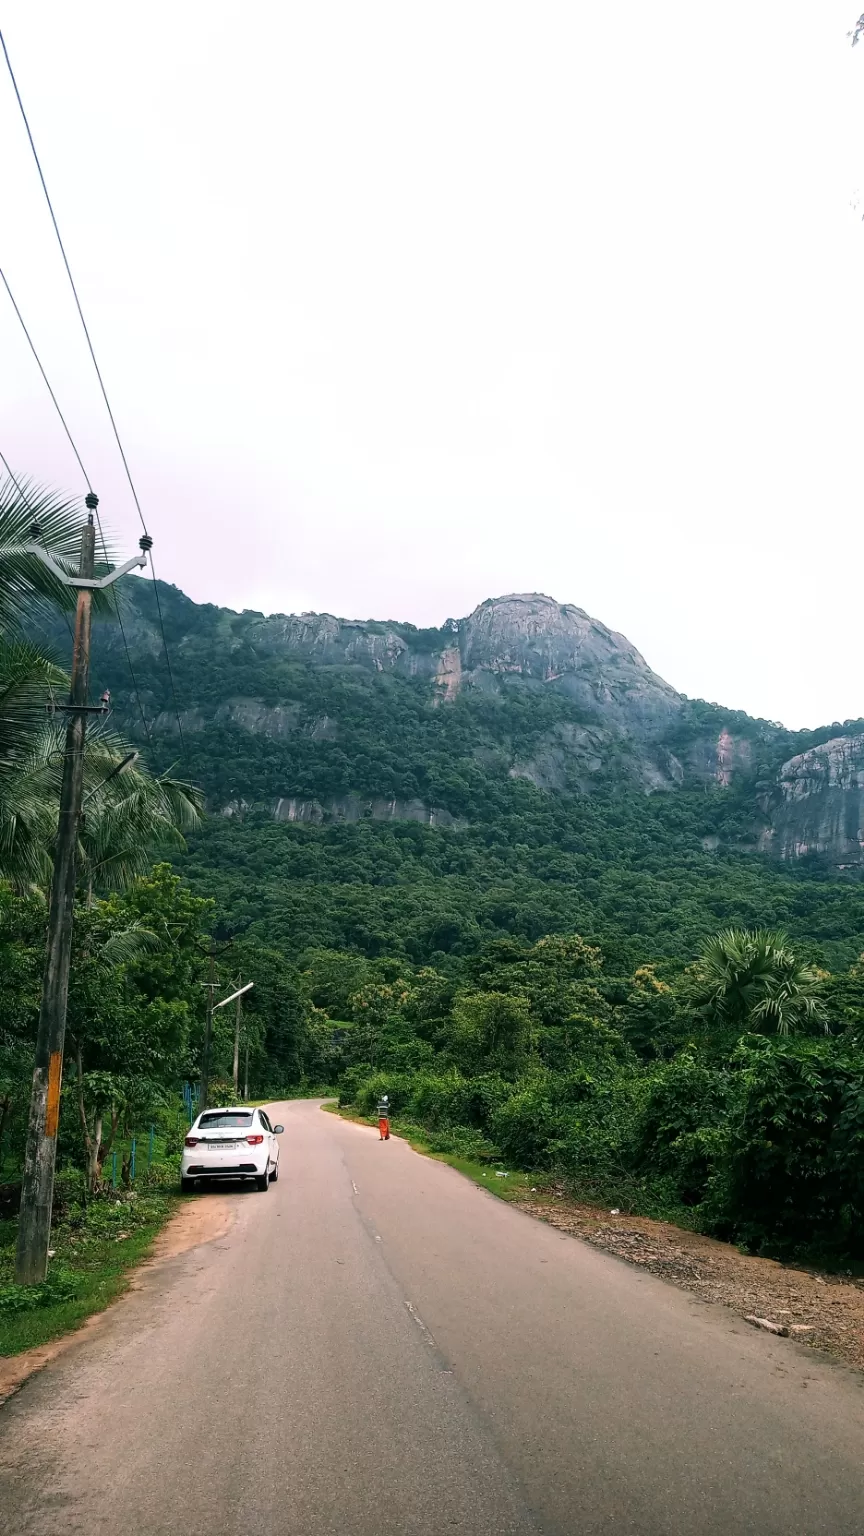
[760,735,864,863]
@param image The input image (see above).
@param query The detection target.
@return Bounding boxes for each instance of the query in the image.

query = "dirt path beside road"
[518,1192,864,1370]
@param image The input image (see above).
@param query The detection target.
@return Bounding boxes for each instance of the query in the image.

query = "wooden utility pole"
[232,972,242,1094]
[13,502,147,1284]
[16,503,95,1284]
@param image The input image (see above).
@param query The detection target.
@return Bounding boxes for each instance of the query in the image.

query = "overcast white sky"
[1,3,863,727]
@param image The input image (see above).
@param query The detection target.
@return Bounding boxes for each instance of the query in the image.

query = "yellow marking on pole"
[45,1051,63,1138]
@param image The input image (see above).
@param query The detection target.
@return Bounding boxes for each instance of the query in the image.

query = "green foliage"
[703,1035,864,1259]
[8,554,864,1272]
[635,1052,730,1204]
[694,928,827,1036]
[333,922,864,1260]
[449,991,532,1078]
[0,1180,177,1355]
[0,1273,79,1315]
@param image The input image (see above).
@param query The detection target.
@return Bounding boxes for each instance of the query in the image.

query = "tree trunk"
[86,1115,102,1196]
[75,1043,100,1198]
[96,1105,120,1176]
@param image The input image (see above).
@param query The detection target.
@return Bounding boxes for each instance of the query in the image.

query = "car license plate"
[209,1141,236,1149]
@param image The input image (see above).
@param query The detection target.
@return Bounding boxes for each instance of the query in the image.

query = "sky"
[1,3,863,729]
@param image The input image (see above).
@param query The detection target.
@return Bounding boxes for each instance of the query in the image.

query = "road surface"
[3,1100,864,1535]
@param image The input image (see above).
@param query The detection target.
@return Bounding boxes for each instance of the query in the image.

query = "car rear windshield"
[198,1112,253,1128]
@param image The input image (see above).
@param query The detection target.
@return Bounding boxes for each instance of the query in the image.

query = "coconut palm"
[0,478,203,891]
[0,716,203,893]
[695,927,827,1036]
[0,476,115,633]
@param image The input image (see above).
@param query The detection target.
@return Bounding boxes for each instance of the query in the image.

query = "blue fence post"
[111,1150,117,1190]
[130,1137,137,1183]
[148,1123,155,1170]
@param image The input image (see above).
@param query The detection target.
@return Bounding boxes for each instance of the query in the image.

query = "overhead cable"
[0,276,151,741]
[0,27,185,760]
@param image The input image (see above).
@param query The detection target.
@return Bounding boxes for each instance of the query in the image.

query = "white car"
[182,1106,283,1192]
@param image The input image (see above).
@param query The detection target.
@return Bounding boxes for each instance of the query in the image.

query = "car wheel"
[270,1162,278,1182]
[255,1173,270,1192]
[181,1176,195,1194]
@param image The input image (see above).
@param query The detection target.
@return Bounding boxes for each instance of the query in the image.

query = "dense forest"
[7,554,864,1276]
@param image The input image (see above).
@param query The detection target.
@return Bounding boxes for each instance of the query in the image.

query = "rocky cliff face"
[760,736,864,864]
[241,592,683,738]
[459,594,682,737]
[89,581,863,864]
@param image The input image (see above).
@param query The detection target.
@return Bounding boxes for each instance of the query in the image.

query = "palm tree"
[0,716,203,893]
[0,637,68,885]
[0,478,203,890]
[0,476,114,632]
[695,928,827,1036]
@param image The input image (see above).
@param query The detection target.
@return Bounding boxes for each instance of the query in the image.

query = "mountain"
[83,582,860,854]
[69,579,864,972]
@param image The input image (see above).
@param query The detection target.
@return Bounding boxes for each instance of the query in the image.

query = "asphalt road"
[3,1100,864,1535]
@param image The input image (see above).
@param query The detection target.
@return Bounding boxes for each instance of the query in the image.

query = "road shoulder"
[0,1193,233,1406]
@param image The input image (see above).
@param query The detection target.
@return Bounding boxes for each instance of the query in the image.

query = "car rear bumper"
[184,1162,262,1177]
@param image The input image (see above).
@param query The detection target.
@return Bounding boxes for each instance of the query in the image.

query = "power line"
[0,447,152,742]
[0,265,92,492]
[0,275,150,741]
[92,507,154,748]
[0,28,146,535]
[146,550,187,762]
[0,28,185,761]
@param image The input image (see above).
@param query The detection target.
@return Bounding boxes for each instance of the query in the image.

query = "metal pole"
[199,953,215,1114]
[244,1036,249,1102]
[147,1123,155,1170]
[15,503,97,1284]
[232,972,242,1093]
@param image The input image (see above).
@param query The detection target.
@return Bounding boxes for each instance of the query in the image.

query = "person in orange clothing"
[377,1093,391,1140]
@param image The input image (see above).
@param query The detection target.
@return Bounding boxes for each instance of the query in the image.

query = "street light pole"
[199,953,216,1115]
[232,972,242,1093]
[212,979,254,1097]
[14,499,148,1284]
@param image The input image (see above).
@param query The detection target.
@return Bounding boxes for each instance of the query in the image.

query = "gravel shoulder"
[515,1190,864,1370]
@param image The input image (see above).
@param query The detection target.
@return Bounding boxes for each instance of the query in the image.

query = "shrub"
[704,1035,864,1259]
[635,1052,731,1204]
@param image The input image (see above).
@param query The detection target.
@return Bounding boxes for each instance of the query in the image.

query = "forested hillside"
[81,577,864,974]
[9,567,864,1271]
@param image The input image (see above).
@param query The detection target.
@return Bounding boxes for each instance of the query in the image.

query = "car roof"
[199,1106,257,1115]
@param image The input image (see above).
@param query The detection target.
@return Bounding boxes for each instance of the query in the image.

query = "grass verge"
[0,1184,177,1358]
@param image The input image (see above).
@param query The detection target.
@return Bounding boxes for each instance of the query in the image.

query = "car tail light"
[184,1136,199,1147]
[246,1133,264,1145]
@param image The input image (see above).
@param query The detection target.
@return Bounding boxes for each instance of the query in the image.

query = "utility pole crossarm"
[12,543,148,589]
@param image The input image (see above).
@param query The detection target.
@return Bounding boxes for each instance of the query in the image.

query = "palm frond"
[0,716,205,893]
[0,637,67,776]
[0,476,118,634]
[696,927,826,1035]
[98,920,164,967]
